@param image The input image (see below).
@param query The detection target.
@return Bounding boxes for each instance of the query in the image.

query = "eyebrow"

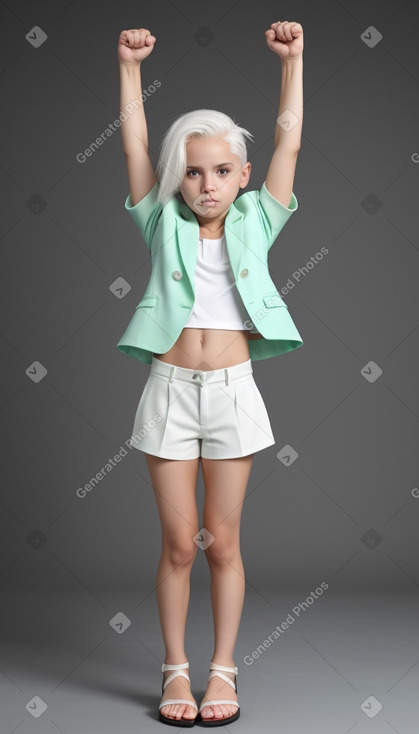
[186,162,234,168]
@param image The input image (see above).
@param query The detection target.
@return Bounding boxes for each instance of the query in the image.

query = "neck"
[200,220,225,236]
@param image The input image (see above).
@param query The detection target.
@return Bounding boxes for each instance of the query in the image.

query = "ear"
[239,162,252,188]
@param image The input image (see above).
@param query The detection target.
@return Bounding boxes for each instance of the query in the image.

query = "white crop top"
[183,234,252,330]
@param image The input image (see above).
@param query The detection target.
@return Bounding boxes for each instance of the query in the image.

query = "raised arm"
[118,28,158,205]
[264,21,304,208]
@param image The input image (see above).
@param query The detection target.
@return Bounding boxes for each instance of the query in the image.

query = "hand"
[118,28,156,64]
[265,20,304,59]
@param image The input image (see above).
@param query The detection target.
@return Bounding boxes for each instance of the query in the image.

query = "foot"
[199,666,238,722]
[160,667,198,722]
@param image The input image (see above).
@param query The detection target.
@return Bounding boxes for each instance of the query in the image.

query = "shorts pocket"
[131,374,168,448]
[233,375,274,445]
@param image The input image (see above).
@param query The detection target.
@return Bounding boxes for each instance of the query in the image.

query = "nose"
[202,176,216,193]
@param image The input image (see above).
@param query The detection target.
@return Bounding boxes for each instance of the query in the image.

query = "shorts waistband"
[150,356,252,387]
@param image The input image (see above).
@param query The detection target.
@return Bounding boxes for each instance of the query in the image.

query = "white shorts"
[129,356,275,460]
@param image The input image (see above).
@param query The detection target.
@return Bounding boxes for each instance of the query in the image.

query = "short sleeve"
[124,180,163,249]
[258,180,298,248]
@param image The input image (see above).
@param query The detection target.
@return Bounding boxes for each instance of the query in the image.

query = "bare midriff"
[153,328,263,370]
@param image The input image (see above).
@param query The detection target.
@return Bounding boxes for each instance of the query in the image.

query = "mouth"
[202,199,218,204]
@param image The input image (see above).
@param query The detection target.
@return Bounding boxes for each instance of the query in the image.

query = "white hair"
[154,109,254,205]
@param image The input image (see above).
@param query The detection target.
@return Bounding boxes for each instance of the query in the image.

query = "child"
[117,20,304,727]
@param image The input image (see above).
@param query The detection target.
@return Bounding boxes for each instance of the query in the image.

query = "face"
[179,135,251,222]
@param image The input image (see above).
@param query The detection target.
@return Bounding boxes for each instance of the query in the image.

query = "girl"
[117,20,304,727]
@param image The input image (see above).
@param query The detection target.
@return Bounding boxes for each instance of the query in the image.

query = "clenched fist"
[265,21,304,59]
[118,28,156,64]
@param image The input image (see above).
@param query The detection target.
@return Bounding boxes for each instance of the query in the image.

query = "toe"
[175,704,186,719]
[160,704,172,718]
[214,703,237,719]
[169,704,180,718]
[162,702,196,721]
[200,705,214,719]
[184,705,196,719]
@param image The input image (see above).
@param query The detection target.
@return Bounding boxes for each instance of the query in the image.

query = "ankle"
[162,661,191,686]
[163,657,188,665]
[211,658,236,669]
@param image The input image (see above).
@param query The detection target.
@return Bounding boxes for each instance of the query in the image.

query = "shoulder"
[234,181,298,218]
[230,181,298,248]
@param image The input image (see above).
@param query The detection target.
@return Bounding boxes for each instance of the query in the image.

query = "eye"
[186,168,230,177]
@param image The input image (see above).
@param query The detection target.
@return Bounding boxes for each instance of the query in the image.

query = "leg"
[146,453,200,722]
[199,453,254,721]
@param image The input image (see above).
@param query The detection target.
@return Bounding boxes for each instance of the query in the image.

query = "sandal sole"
[196,709,240,726]
[159,711,197,726]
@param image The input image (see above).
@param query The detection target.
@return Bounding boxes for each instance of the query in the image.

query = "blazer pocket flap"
[262,293,288,308]
[135,295,158,309]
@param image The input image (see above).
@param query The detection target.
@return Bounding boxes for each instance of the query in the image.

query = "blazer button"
[240,268,249,278]
[172,270,183,280]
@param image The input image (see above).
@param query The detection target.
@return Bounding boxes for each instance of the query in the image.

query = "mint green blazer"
[116,180,303,364]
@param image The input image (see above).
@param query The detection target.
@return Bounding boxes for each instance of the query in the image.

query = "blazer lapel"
[175,194,245,289]
[224,204,244,276]
[176,197,200,289]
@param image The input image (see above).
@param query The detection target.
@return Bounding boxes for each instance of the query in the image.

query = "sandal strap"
[199,699,239,713]
[161,661,189,672]
[162,670,190,690]
[208,671,236,691]
[160,698,198,712]
[161,661,190,688]
[209,662,238,675]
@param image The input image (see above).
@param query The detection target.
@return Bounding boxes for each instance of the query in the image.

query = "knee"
[204,533,239,566]
[163,537,198,567]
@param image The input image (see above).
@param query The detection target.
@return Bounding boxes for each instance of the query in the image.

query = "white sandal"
[198,662,240,726]
[159,661,198,727]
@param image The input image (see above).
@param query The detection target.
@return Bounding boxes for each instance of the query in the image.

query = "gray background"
[1,0,419,732]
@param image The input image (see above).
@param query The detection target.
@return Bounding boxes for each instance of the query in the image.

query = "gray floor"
[1,587,418,733]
